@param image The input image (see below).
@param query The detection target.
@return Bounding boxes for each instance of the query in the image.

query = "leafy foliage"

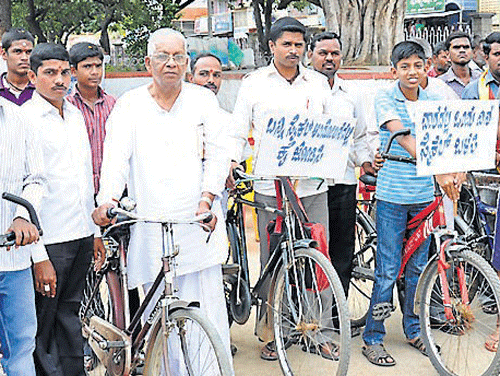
[120,0,180,59]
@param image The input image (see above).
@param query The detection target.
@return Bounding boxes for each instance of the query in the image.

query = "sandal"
[485,333,499,352]
[362,343,396,367]
[408,337,428,357]
[260,342,277,361]
[302,341,339,361]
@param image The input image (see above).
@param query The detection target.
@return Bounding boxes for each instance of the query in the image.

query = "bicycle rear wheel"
[419,250,500,376]
[349,208,376,327]
[272,247,350,376]
[142,308,233,376]
[81,238,125,376]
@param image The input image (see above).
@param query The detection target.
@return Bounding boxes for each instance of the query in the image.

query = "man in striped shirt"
[0,98,46,376]
[67,42,116,195]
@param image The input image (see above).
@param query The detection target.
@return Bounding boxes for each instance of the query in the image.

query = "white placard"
[253,112,355,179]
[409,100,499,176]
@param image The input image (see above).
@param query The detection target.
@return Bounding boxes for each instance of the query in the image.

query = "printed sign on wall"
[253,112,355,180]
[409,100,499,176]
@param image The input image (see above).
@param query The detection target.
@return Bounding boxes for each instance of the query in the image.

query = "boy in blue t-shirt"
[361,41,463,367]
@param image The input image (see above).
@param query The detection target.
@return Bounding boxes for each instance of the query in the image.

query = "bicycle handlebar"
[105,206,213,227]
[380,128,416,165]
[0,192,43,247]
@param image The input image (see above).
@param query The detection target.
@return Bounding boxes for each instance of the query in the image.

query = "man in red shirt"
[67,42,116,196]
[427,42,450,77]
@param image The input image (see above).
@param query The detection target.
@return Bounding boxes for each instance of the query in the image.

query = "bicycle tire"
[226,221,252,325]
[419,249,500,376]
[349,208,376,327]
[272,247,350,376]
[142,308,233,376]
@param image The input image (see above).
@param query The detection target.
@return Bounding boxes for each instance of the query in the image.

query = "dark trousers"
[328,184,357,296]
[34,236,93,376]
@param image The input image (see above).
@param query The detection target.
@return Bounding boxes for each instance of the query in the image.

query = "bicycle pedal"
[372,302,395,321]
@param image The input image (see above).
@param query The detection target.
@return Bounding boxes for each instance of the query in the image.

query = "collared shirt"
[0,97,47,271]
[375,82,439,205]
[425,77,459,99]
[329,76,371,185]
[469,60,484,75]
[462,69,500,100]
[231,62,333,197]
[439,65,481,97]
[67,86,116,193]
[23,93,97,245]
[97,83,230,288]
[0,72,35,105]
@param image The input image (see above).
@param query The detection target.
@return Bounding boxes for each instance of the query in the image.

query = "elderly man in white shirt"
[0,97,46,376]
[92,28,232,368]
[231,17,334,361]
[23,43,102,376]
[308,32,375,308]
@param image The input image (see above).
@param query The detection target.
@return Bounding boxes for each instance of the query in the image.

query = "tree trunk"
[26,0,46,42]
[319,0,405,65]
[252,0,273,61]
[0,0,11,36]
[99,8,115,55]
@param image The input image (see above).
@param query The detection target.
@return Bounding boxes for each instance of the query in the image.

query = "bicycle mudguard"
[293,238,318,250]
[413,244,469,315]
[168,300,200,314]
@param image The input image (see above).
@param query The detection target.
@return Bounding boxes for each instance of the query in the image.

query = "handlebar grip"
[202,213,213,223]
[2,192,43,236]
[232,167,244,180]
[381,153,416,165]
[106,207,117,219]
[0,233,16,247]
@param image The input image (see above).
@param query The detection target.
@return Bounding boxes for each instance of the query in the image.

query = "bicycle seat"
[359,174,377,187]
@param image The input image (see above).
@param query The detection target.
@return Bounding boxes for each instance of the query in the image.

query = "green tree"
[12,0,98,44]
[120,0,180,59]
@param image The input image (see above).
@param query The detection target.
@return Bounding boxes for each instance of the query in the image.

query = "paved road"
[230,207,438,376]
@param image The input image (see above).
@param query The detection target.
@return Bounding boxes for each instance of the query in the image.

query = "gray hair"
[147,28,187,56]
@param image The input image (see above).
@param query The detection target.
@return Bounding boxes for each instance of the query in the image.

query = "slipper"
[408,337,428,357]
[485,333,499,352]
[302,341,339,361]
[362,343,396,367]
[260,342,277,361]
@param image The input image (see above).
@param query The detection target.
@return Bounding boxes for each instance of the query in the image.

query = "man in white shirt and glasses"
[23,43,102,376]
[231,16,334,361]
[92,28,233,368]
[0,98,46,376]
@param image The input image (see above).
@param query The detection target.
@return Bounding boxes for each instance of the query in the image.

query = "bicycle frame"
[225,176,318,325]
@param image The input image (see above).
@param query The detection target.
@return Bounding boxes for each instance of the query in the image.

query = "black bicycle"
[80,199,233,376]
[225,170,350,376]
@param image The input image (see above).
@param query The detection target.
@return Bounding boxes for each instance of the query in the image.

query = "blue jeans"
[362,200,431,346]
[0,267,37,376]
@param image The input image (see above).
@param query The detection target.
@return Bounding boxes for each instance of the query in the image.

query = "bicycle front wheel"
[272,247,350,376]
[420,250,500,376]
[143,308,233,376]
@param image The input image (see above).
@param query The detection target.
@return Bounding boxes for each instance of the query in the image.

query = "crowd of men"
[0,14,498,376]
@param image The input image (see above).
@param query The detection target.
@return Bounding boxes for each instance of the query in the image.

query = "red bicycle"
[355,128,500,376]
